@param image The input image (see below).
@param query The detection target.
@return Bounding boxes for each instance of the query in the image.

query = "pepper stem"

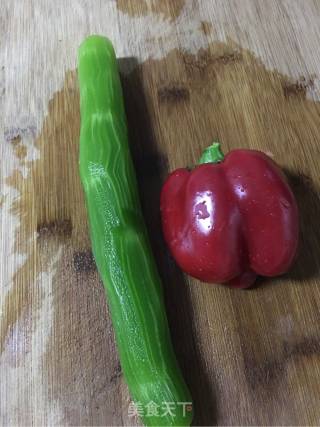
[198,142,224,164]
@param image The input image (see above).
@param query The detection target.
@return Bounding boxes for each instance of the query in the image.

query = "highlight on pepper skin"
[160,143,299,288]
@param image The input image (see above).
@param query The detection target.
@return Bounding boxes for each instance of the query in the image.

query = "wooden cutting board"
[1,1,320,425]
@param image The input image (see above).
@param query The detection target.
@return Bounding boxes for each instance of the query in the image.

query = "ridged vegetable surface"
[78,35,192,427]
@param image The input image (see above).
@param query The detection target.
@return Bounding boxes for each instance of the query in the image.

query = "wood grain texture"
[1,1,320,425]
[116,0,185,20]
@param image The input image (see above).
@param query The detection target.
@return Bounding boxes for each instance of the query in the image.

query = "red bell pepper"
[160,143,299,288]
